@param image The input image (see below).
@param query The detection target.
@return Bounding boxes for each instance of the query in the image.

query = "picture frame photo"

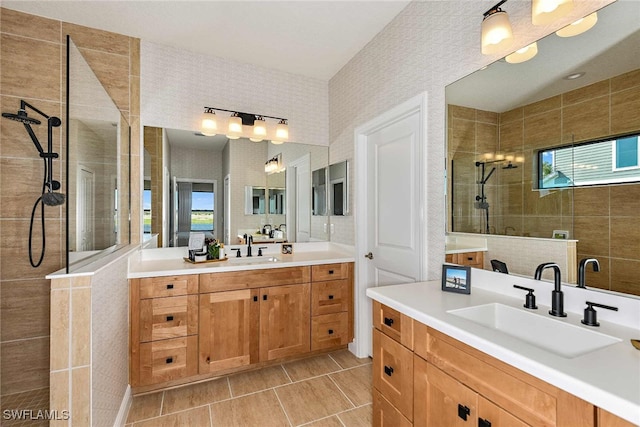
[552,230,569,239]
[442,264,471,294]
[281,243,293,255]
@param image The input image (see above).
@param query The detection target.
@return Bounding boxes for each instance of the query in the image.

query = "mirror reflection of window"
[143,180,152,237]
[329,160,349,216]
[312,167,327,216]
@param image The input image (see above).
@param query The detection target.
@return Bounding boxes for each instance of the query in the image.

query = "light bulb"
[200,110,217,136]
[481,11,514,55]
[276,119,289,140]
[253,116,267,137]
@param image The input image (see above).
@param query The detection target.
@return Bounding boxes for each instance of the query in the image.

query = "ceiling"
[2,0,410,81]
[447,0,640,113]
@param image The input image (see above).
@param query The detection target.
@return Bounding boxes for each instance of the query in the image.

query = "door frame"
[352,92,428,358]
[76,164,96,251]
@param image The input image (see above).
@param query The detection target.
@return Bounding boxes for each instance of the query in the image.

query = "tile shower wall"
[449,69,640,294]
[327,0,611,277]
[0,5,140,408]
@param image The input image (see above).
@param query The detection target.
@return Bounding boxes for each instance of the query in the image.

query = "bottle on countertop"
[219,243,225,259]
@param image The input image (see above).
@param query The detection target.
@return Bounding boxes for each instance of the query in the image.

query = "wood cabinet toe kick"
[129,262,354,391]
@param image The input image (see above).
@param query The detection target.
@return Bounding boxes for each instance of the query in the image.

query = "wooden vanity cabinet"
[446,251,484,269]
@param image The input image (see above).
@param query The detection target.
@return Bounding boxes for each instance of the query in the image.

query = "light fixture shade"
[505,42,538,64]
[253,116,267,137]
[532,0,573,26]
[555,12,597,37]
[270,140,284,145]
[481,11,514,55]
[200,111,217,136]
[276,119,289,140]
[227,113,242,139]
[249,138,264,143]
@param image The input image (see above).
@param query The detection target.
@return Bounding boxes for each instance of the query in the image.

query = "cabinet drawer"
[373,388,412,427]
[139,295,198,342]
[373,329,413,420]
[138,275,199,299]
[311,312,349,351]
[312,280,350,315]
[373,301,413,349]
[452,251,483,267]
[311,263,349,282]
[200,266,310,293]
[138,336,198,386]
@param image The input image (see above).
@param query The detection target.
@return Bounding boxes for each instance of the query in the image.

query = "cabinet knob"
[328,294,334,300]
[384,365,394,376]
[479,418,492,427]
[263,295,267,301]
[383,317,394,327]
[457,404,470,421]
[166,284,174,289]
[166,315,174,322]
[166,357,173,364]
[328,329,334,335]
[206,357,211,364]
[328,270,334,274]
[253,296,258,302]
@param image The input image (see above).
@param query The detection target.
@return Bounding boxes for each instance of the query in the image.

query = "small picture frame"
[281,243,293,255]
[442,264,471,294]
[552,230,569,239]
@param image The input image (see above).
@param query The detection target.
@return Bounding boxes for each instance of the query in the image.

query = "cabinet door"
[199,289,259,373]
[373,329,413,420]
[414,355,477,427]
[373,389,412,427]
[598,408,637,427]
[478,396,528,427]
[260,283,310,361]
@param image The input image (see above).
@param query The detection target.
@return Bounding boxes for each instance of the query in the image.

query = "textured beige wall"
[0,4,140,414]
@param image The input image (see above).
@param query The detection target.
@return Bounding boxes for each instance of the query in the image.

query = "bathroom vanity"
[128,244,354,392]
[367,269,640,427]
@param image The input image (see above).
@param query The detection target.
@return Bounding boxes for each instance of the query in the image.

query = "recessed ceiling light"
[564,72,585,80]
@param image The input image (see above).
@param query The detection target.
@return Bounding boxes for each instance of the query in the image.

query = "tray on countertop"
[183,257,228,264]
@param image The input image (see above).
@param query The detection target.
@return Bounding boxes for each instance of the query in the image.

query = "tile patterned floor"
[125,350,372,427]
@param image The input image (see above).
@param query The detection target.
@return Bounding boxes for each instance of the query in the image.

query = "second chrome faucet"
[534,262,567,317]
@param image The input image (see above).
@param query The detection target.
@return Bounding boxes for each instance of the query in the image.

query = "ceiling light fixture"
[563,71,585,80]
[555,12,597,37]
[265,154,284,174]
[532,0,573,25]
[200,107,289,144]
[505,42,538,64]
[481,0,514,55]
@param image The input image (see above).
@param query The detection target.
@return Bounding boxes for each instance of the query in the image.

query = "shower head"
[2,109,41,125]
[42,191,65,206]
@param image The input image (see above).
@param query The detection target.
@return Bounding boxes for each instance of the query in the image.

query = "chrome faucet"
[577,258,600,289]
[534,262,566,317]
[243,234,253,257]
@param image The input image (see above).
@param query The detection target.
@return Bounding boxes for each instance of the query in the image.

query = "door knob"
[364,252,374,260]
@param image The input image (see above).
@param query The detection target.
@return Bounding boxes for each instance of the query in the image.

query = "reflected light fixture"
[481,0,514,55]
[200,107,217,136]
[505,42,538,64]
[556,12,597,37]
[532,0,573,26]
[265,154,283,174]
[199,107,289,144]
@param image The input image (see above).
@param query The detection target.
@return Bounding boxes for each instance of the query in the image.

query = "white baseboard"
[113,385,132,427]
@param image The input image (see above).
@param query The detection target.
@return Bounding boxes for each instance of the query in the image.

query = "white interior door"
[224,174,231,245]
[354,94,426,357]
[286,154,311,242]
[77,166,95,251]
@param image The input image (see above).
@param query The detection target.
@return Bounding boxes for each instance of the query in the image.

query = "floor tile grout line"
[280,363,294,384]
[327,374,356,409]
[207,403,213,427]
[272,387,294,427]
[226,376,233,398]
[159,390,165,417]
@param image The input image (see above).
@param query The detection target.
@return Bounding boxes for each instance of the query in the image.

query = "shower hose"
[28,156,49,268]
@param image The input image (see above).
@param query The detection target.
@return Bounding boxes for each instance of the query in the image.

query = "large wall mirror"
[446,1,640,295]
[66,38,130,272]
[143,127,329,247]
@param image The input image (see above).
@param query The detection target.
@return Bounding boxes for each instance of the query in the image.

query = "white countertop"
[128,242,355,279]
[367,269,640,425]
[444,244,488,254]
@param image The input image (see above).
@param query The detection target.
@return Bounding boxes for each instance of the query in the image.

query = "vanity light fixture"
[505,42,538,64]
[532,0,573,26]
[555,12,597,37]
[199,107,289,143]
[481,0,514,55]
[265,154,284,174]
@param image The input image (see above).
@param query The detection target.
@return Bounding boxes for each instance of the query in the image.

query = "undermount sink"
[447,303,621,358]
[227,256,280,264]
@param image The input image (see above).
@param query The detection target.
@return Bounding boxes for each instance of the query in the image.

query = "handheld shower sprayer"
[2,100,64,267]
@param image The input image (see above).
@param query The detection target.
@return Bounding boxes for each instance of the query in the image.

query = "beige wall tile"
[50,370,70,427]
[449,105,475,120]
[71,275,91,288]
[50,288,70,371]
[611,86,640,134]
[610,217,640,260]
[499,120,523,152]
[610,69,640,93]
[130,38,141,77]
[562,96,610,143]
[72,367,90,425]
[78,48,130,112]
[71,288,90,367]
[577,253,610,290]
[574,186,609,216]
[1,337,50,394]
[449,118,475,154]
[476,122,498,155]
[1,279,50,341]
[130,75,140,117]
[51,278,71,290]
[476,109,498,124]
[562,80,609,106]
[499,183,523,216]
[499,107,523,125]
[210,390,288,427]
[574,216,610,257]
[62,22,130,56]
[1,34,61,101]
[0,8,61,42]
[610,258,640,296]
[524,110,561,149]
[609,184,640,217]
[524,95,560,116]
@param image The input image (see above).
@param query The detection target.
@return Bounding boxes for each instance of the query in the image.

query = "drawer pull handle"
[384,365,394,376]
[263,295,267,301]
[328,329,334,335]
[457,404,470,421]
[328,295,334,300]
[166,315,174,322]
[479,418,492,427]
[328,270,334,274]
[166,284,174,289]
[206,357,211,364]
[383,317,394,327]
[253,296,258,302]
[467,257,473,261]
[166,357,173,364]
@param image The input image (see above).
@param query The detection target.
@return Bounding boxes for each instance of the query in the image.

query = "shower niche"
[65,37,131,271]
